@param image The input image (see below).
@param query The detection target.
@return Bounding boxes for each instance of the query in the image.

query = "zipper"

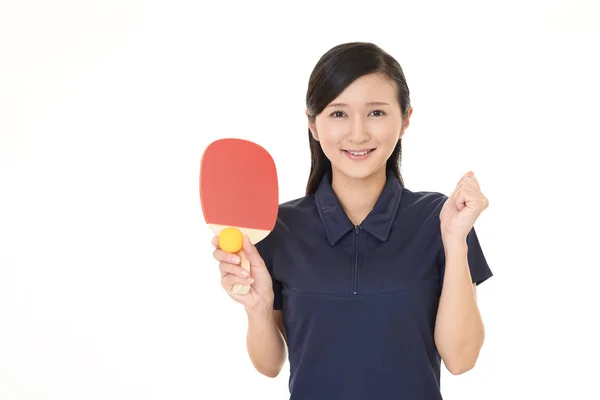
[353,225,360,295]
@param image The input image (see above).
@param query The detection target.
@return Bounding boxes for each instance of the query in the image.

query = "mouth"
[342,148,376,160]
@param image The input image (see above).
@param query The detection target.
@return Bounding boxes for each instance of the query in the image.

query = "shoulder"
[399,187,448,216]
[257,194,318,246]
[271,194,320,234]
[277,194,317,218]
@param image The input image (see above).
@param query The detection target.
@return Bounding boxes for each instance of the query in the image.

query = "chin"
[334,161,387,181]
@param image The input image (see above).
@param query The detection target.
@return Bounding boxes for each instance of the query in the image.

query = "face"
[308,72,412,183]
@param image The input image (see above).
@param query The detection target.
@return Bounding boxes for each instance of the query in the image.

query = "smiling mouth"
[342,148,376,156]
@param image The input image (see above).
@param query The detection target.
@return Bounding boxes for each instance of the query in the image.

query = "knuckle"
[213,249,228,262]
[219,261,232,272]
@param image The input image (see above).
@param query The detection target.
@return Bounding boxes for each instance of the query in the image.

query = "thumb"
[459,170,474,182]
[241,235,266,268]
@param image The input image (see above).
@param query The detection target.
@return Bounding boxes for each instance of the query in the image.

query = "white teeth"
[348,151,368,156]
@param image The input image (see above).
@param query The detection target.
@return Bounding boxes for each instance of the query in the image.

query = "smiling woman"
[305,43,412,196]
[307,72,409,196]
[325,99,394,162]
[210,41,493,400]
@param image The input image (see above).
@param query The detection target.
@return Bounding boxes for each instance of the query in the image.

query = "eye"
[370,109,386,117]
[330,110,346,118]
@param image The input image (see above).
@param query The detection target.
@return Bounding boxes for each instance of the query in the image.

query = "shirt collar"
[315,169,403,246]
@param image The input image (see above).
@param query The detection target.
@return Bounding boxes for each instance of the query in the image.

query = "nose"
[347,115,369,143]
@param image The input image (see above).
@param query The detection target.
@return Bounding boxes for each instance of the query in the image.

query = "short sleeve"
[465,227,493,285]
[440,227,493,286]
[254,235,282,310]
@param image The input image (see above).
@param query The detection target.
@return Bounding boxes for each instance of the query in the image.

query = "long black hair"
[305,42,411,195]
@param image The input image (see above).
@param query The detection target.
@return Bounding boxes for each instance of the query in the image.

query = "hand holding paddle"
[211,235,275,310]
[199,138,279,295]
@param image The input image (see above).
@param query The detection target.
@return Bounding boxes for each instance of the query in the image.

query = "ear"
[306,109,319,141]
[399,106,413,138]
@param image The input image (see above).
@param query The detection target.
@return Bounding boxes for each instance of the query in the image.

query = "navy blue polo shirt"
[256,169,493,400]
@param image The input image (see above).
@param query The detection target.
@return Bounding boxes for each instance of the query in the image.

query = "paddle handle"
[231,251,251,295]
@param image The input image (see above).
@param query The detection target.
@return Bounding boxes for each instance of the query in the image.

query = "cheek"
[371,124,400,146]
[316,120,347,147]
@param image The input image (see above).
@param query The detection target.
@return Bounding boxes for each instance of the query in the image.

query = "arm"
[246,308,287,378]
[434,239,485,375]
[215,234,287,378]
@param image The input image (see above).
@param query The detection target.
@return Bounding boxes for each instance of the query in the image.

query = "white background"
[1,1,599,399]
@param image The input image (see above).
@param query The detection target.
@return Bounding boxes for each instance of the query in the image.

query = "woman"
[211,41,492,400]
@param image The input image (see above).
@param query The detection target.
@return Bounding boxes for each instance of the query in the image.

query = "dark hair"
[305,42,411,194]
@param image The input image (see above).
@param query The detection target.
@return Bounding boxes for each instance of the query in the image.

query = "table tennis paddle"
[199,138,279,295]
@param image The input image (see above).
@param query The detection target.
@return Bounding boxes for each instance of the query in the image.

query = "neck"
[331,167,387,226]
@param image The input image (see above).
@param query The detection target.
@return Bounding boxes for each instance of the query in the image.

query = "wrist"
[245,295,274,320]
[246,306,273,330]
[442,235,468,255]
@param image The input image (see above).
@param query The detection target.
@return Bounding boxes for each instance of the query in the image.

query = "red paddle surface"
[200,138,278,232]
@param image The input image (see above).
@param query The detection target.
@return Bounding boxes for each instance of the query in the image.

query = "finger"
[452,186,473,209]
[213,248,241,264]
[461,174,486,206]
[454,186,486,211]
[211,235,219,248]
[241,235,266,269]
[468,173,481,189]
[457,171,474,186]
[458,177,480,192]
[222,275,254,292]
[455,182,486,203]
[483,194,489,208]
[219,261,250,278]
[450,171,472,197]
[453,188,467,211]
[450,174,469,198]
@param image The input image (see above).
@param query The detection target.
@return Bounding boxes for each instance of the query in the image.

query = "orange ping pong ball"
[219,227,243,253]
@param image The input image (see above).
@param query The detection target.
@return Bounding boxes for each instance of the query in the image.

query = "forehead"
[331,73,397,104]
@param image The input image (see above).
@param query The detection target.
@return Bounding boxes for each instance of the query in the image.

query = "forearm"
[246,307,286,378]
[434,239,485,374]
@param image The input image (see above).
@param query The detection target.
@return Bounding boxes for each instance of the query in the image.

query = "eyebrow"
[326,101,390,108]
